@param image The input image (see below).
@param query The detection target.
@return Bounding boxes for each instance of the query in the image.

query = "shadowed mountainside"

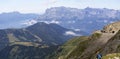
[0,22,86,59]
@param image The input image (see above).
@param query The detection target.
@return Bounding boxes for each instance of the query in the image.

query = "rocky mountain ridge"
[38,7,120,34]
[50,21,120,59]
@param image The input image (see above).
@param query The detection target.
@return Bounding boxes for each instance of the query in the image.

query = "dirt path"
[80,33,115,59]
[98,33,114,44]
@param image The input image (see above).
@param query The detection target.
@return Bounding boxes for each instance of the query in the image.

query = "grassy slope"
[0,44,58,59]
[49,33,101,59]
[59,36,89,59]
[102,53,120,59]
[66,33,102,59]
[49,36,88,59]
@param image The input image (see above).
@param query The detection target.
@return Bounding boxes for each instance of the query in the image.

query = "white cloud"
[64,31,81,36]
[74,29,81,31]
[50,20,60,24]
[103,20,108,23]
[39,21,49,24]
[39,20,60,24]
[21,19,37,26]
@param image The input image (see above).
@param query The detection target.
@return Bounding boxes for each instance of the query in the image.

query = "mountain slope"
[100,30,120,56]
[26,22,69,45]
[38,7,120,34]
[49,36,89,59]
[26,22,85,45]
[0,28,42,51]
[50,21,120,59]
[0,45,58,59]
[50,33,102,59]
[0,22,82,59]
[0,22,78,48]
[79,33,114,59]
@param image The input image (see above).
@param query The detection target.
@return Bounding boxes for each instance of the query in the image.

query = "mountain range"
[1,7,120,34]
[0,12,39,29]
[38,7,120,34]
[0,22,85,59]
[0,20,120,59]
[0,6,120,59]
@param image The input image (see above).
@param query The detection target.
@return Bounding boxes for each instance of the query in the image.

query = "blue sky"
[0,0,120,14]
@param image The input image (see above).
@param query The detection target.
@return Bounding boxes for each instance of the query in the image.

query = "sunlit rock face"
[102,21,120,33]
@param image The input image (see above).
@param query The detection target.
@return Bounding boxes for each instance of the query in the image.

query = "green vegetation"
[90,33,102,40]
[0,45,58,59]
[48,36,89,59]
[66,36,89,59]
[102,53,120,59]
[117,45,120,52]
[62,36,88,58]
[50,32,103,59]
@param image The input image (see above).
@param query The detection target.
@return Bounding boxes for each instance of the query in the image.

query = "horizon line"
[0,6,119,14]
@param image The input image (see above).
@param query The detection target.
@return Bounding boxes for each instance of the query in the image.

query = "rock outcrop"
[102,21,120,33]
